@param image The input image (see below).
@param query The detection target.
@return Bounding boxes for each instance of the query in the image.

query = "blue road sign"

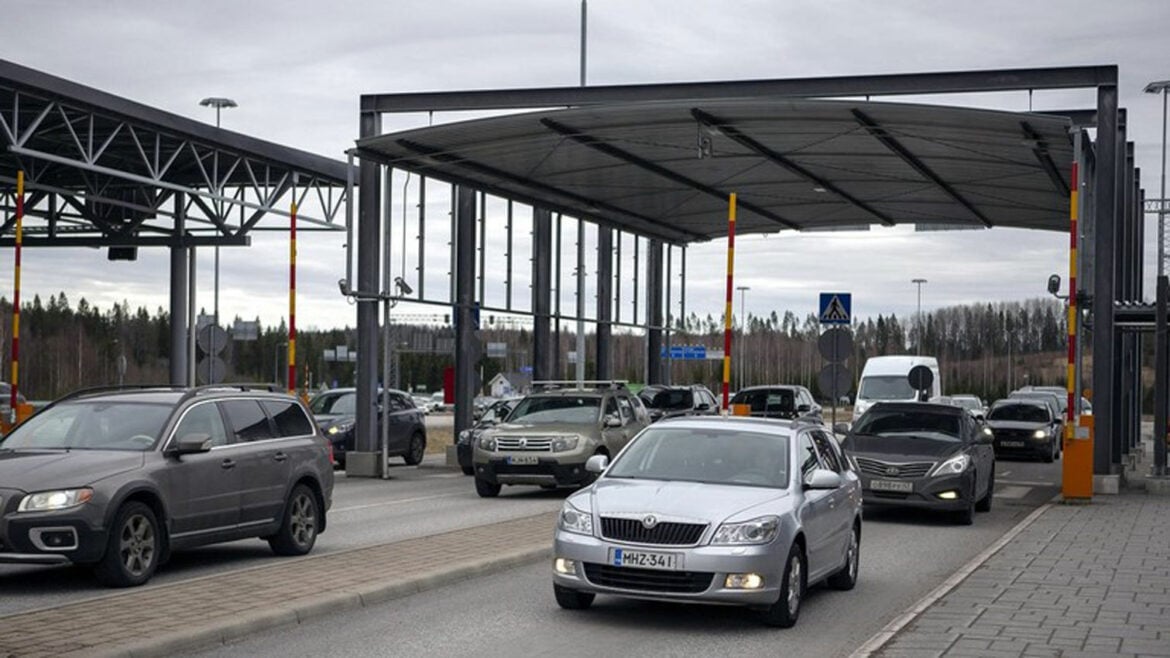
[660,345,709,360]
[520,365,533,374]
[819,292,852,325]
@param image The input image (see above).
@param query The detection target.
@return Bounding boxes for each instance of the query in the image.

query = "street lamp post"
[736,286,750,390]
[198,97,237,336]
[1146,80,1170,277]
[912,278,927,356]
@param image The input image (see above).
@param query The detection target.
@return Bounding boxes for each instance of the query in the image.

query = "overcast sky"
[2,0,1169,333]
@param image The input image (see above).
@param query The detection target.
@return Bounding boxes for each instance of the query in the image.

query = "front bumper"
[858,471,975,511]
[0,510,108,565]
[552,530,784,606]
[474,457,591,486]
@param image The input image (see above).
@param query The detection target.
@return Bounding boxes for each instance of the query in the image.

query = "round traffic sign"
[817,327,854,363]
[197,325,229,355]
[908,365,934,393]
[817,363,852,399]
[196,356,227,385]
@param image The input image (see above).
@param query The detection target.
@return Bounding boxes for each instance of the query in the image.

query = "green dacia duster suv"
[471,382,650,497]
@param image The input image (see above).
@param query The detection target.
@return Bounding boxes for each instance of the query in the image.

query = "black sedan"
[639,384,720,423]
[837,402,995,525]
[985,399,1061,462]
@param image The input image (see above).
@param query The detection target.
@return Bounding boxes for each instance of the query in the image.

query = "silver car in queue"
[552,416,862,628]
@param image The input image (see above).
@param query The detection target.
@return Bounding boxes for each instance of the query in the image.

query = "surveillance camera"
[1047,274,1061,296]
[394,276,413,296]
[338,278,351,296]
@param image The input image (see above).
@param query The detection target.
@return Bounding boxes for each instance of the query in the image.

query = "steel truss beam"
[1021,121,1070,196]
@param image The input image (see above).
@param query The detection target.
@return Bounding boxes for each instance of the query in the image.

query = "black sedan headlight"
[326,421,355,437]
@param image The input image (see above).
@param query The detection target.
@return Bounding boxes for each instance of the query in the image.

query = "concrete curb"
[848,498,1057,658]
[86,544,552,658]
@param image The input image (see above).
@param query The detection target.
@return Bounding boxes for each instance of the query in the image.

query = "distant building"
[488,372,532,397]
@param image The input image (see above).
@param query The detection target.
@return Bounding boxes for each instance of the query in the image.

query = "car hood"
[490,421,598,435]
[583,478,791,523]
[843,434,963,461]
[0,449,145,492]
[986,420,1047,431]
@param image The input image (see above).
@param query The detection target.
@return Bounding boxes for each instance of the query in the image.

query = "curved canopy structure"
[357,98,1074,243]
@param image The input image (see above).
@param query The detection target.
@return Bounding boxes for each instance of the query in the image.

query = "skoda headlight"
[19,488,93,512]
[1032,429,1049,440]
[558,501,594,536]
[929,453,971,477]
[711,515,780,545]
[551,435,580,452]
[477,434,497,451]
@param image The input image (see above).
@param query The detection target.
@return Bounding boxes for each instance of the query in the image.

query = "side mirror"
[833,422,850,435]
[797,404,811,413]
[585,454,609,474]
[804,468,843,490]
[604,415,623,428]
[978,428,995,444]
[696,403,710,411]
[173,433,213,455]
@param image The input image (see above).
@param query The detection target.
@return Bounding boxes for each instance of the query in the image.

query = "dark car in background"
[838,402,995,525]
[639,384,720,422]
[985,399,1061,462]
[0,384,334,587]
[730,385,822,423]
[308,387,427,469]
[457,396,522,475]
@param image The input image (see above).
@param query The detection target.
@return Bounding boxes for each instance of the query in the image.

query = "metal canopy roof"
[0,58,350,248]
[357,98,1074,244]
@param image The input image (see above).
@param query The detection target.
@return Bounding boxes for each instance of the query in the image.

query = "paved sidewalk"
[0,512,557,658]
[867,492,1170,657]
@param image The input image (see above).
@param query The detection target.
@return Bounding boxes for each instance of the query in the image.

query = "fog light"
[554,558,577,575]
[724,573,764,589]
[937,491,959,500]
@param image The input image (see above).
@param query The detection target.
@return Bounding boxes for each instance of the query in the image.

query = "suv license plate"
[506,455,540,465]
[869,479,914,493]
[609,548,679,571]
[999,440,1025,447]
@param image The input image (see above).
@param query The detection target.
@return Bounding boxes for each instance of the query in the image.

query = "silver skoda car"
[552,416,862,627]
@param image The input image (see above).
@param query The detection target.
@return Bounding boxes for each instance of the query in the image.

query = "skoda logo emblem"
[518,438,527,448]
[885,466,900,476]
[642,515,658,529]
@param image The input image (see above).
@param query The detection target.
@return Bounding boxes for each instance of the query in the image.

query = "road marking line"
[849,497,1055,658]
[333,492,464,513]
[994,485,1031,499]
[998,479,1057,487]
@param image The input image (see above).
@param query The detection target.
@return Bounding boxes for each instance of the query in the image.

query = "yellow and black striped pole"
[287,201,297,395]
[721,193,737,411]
[9,171,23,422]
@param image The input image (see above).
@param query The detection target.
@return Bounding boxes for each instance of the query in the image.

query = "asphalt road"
[188,457,1063,658]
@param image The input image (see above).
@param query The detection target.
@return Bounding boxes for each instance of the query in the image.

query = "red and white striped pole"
[721,193,737,411]
[10,171,24,422]
[287,201,297,396]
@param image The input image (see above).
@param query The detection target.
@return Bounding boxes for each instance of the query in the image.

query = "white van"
[852,355,942,421]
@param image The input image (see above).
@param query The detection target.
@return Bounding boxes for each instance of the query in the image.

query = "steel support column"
[1155,275,1168,476]
[1092,84,1118,475]
[596,227,613,381]
[646,239,664,385]
[169,193,188,385]
[355,112,382,458]
[454,186,477,438]
[532,207,553,381]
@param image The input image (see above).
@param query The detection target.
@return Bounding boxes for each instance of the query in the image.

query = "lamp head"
[1144,80,1170,94]
[199,97,238,109]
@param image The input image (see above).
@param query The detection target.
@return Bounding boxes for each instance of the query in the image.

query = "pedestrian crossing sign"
[819,292,852,325]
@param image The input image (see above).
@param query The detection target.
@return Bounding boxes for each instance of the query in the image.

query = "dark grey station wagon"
[0,384,334,587]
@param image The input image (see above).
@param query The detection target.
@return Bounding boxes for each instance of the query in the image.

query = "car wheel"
[403,432,426,466]
[475,477,501,498]
[1042,438,1056,463]
[976,465,994,512]
[268,484,320,556]
[94,501,160,587]
[554,584,595,610]
[954,498,975,526]
[461,465,475,476]
[760,543,805,627]
[827,522,860,591]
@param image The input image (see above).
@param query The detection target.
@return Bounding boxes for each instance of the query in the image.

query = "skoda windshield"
[0,401,172,451]
[605,427,790,489]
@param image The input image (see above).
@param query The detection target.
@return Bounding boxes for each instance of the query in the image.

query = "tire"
[827,523,860,591]
[93,501,160,587]
[403,432,426,466]
[475,477,501,498]
[268,484,320,556]
[554,584,595,610]
[1042,438,1056,463]
[976,465,995,512]
[760,543,805,628]
[461,465,475,476]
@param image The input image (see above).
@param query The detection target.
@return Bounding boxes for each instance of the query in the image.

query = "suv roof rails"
[55,384,188,404]
[178,383,285,404]
[531,380,629,391]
